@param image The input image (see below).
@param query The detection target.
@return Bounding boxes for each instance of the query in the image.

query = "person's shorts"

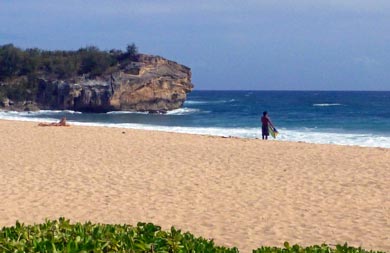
[262,125,269,136]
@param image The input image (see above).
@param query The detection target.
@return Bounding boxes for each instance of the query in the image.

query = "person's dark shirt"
[261,116,270,127]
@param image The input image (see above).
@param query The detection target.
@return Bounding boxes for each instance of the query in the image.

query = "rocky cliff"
[1,54,194,113]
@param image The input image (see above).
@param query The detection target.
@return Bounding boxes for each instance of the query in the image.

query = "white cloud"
[353,57,381,67]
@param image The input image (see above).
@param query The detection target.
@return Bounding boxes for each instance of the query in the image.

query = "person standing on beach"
[261,111,274,140]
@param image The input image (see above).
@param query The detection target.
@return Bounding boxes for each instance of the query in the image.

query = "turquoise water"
[1,91,389,148]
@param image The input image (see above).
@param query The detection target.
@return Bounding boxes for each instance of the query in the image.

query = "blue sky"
[1,0,389,90]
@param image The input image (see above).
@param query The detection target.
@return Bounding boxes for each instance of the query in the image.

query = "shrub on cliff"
[0,75,39,102]
[0,44,24,79]
[0,43,138,81]
[0,43,139,102]
[78,46,115,77]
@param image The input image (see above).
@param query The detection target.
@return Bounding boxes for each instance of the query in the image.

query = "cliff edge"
[0,45,194,113]
[35,54,193,113]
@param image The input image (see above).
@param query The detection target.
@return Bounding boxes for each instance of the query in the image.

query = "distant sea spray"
[313,103,342,107]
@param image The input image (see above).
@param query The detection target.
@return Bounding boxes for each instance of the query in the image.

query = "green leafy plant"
[252,242,386,253]
[0,218,239,253]
[0,219,386,253]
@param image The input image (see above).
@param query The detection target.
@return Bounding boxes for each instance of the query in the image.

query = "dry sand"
[0,119,389,252]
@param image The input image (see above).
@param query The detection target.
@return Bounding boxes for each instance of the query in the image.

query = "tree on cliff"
[0,43,138,101]
[126,43,138,57]
[0,44,23,79]
[116,43,138,62]
[0,43,138,80]
[78,46,114,77]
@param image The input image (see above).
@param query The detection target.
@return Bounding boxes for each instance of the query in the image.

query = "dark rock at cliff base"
[1,54,194,113]
[0,98,11,107]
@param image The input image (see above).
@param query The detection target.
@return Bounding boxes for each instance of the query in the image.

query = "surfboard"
[269,126,279,138]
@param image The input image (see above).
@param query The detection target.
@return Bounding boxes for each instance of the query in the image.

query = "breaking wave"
[1,110,389,148]
[106,111,148,115]
[71,123,390,148]
[166,108,203,115]
[313,103,342,107]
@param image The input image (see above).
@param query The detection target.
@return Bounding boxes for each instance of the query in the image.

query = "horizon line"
[192,89,390,92]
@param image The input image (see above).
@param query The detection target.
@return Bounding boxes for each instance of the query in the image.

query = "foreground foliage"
[0,218,386,253]
[0,218,238,253]
[253,242,386,253]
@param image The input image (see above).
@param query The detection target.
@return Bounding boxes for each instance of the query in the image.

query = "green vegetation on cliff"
[0,44,193,113]
[0,218,385,253]
[0,44,138,102]
[0,43,138,80]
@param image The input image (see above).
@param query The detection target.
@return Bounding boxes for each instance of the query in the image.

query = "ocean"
[1,91,389,148]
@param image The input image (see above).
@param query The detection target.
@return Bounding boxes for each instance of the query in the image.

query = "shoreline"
[0,116,389,149]
[1,119,389,252]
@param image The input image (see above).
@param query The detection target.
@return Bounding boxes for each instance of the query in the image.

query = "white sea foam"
[0,111,389,148]
[313,103,342,107]
[0,110,82,116]
[166,108,203,115]
[106,111,148,115]
[184,100,209,105]
[71,123,390,148]
[29,110,82,114]
[0,111,57,123]
[107,108,204,115]
[276,129,390,148]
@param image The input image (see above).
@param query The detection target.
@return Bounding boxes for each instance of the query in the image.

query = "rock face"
[109,54,193,112]
[21,54,193,113]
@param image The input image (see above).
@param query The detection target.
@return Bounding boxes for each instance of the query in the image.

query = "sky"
[1,0,390,90]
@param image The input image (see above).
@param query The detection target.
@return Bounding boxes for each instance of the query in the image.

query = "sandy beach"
[0,119,389,252]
